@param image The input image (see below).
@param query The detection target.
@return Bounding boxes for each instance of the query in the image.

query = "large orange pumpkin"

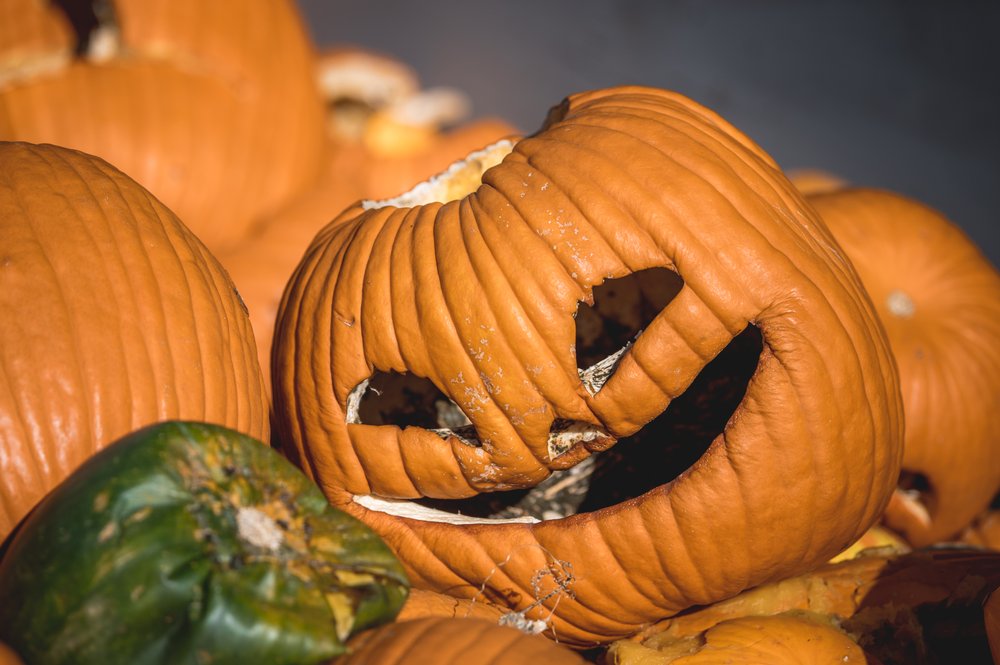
[272,86,903,644]
[0,0,326,252]
[808,188,1000,546]
[0,141,268,537]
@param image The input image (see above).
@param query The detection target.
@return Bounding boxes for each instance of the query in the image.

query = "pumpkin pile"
[1,2,999,664]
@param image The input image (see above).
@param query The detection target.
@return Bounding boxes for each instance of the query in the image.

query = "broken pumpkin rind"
[273,86,904,643]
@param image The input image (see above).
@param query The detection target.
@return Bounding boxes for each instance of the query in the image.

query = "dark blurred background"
[300,0,1000,267]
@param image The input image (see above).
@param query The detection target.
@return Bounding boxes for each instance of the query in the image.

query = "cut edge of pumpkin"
[362,139,515,210]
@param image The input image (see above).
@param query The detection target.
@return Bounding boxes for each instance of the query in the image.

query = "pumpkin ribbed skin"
[338,617,585,665]
[222,120,517,391]
[0,0,326,252]
[808,188,1000,546]
[0,141,268,537]
[273,86,903,643]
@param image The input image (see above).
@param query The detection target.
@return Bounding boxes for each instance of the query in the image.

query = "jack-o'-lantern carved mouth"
[349,266,763,524]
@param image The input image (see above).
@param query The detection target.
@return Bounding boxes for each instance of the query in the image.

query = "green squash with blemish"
[0,421,408,665]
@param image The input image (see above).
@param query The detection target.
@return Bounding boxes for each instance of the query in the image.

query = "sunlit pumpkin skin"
[221,120,516,394]
[609,613,874,665]
[396,588,509,625]
[631,548,1000,665]
[0,141,268,537]
[0,421,408,665]
[0,0,326,252]
[337,617,586,665]
[273,86,903,643]
[808,188,1000,546]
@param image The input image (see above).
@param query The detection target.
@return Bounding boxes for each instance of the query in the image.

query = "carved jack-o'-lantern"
[272,87,903,644]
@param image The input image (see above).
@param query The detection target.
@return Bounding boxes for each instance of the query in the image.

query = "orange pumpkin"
[0,0,73,83]
[0,141,268,537]
[610,614,875,665]
[272,86,903,644]
[336,617,586,665]
[0,643,22,665]
[0,0,326,252]
[808,188,1000,546]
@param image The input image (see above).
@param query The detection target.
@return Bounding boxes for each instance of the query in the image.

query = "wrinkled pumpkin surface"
[273,86,903,643]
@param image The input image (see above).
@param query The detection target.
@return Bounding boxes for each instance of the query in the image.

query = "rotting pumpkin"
[272,86,904,645]
[0,141,268,538]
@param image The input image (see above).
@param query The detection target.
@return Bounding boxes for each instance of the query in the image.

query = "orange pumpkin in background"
[337,617,586,665]
[0,0,327,252]
[272,86,903,644]
[808,188,1000,546]
[0,142,268,538]
[220,48,516,393]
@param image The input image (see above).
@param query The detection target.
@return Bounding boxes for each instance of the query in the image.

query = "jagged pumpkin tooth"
[809,188,1000,546]
[0,141,268,537]
[273,86,904,644]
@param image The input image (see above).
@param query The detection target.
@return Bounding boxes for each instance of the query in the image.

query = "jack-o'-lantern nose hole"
[413,324,763,522]
[363,139,515,210]
[348,371,478,444]
[575,268,684,393]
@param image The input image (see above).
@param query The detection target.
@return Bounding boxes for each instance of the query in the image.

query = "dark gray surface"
[301,0,1000,267]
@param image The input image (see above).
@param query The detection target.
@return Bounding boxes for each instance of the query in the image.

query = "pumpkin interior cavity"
[362,139,514,210]
[575,267,685,394]
[395,324,764,523]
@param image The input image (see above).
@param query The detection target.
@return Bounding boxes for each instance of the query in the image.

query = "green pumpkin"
[0,421,408,665]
